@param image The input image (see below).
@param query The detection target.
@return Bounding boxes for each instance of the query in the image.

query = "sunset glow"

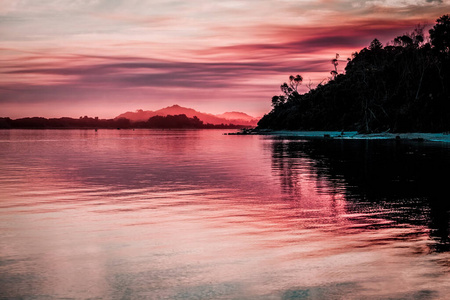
[1,0,449,118]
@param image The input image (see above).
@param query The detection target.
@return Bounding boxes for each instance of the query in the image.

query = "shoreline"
[229,129,450,143]
[0,127,246,130]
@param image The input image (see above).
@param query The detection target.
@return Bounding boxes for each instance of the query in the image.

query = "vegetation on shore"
[0,114,246,129]
[258,15,450,133]
[135,114,246,129]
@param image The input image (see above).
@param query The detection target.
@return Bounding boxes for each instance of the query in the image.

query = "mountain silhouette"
[115,105,259,126]
[216,111,260,122]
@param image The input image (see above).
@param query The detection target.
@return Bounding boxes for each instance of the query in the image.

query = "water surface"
[0,129,449,299]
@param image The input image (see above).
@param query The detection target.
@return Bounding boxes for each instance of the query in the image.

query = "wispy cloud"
[1,0,449,117]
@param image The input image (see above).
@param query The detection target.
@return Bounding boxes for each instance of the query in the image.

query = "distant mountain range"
[115,105,259,126]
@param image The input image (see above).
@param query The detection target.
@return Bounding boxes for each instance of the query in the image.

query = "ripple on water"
[0,130,449,299]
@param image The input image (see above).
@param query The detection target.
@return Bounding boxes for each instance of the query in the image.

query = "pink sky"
[1,0,449,118]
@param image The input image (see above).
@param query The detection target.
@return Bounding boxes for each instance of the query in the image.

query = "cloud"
[195,17,428,64]
[0,10,444,115]
[1,0,449,117]
[1,60,324,97]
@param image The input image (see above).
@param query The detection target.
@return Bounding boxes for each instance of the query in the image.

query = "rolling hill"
[115,105,259,126]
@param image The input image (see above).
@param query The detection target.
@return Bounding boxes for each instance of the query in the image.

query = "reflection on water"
[0,130,449,299]
[271,138,450,253]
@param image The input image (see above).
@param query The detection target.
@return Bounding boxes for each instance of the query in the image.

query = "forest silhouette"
[258,15,450,133]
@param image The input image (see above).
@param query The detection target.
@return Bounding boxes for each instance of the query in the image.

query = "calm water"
[0,129,449,299]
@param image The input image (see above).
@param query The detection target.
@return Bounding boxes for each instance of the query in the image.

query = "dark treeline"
[0,114,245,129]
[0,116,130,129]
[258,15,450,133]
[134,114,246,129]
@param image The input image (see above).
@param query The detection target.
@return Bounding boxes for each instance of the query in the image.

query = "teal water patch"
[281,282,358,299]
[171,282,242,299]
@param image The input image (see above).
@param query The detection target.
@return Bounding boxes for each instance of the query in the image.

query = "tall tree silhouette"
[258,15,450,133]
[430,14,450,53]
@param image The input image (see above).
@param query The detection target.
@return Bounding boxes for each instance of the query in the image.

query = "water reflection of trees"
[270,138,450,252]
[271,140,347,197]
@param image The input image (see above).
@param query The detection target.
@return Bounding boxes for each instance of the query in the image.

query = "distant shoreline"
[0,114,249,130]
[2,128,449,143]
[229,129,450,143]
[0,127,241,130]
